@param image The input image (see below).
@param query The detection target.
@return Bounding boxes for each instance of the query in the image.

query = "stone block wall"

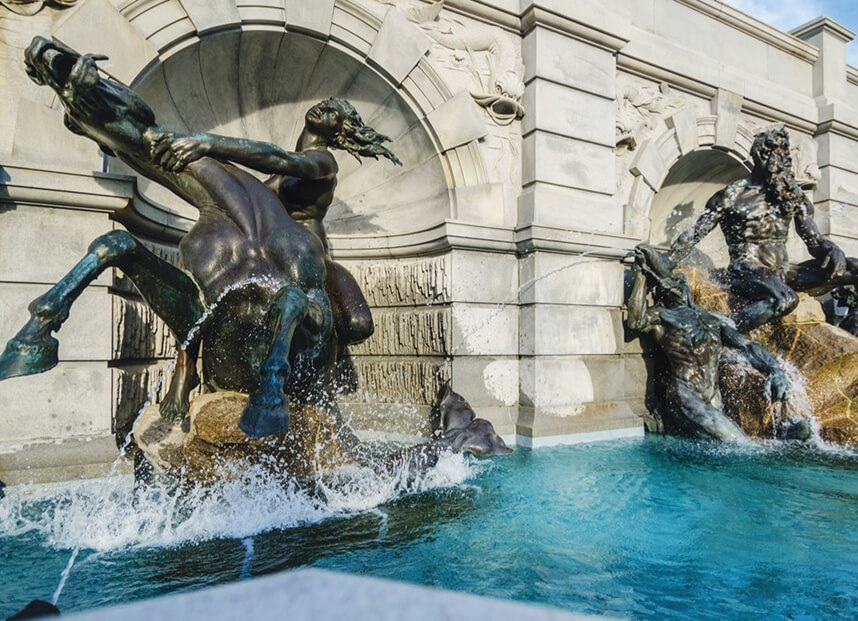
[4,0,858,481]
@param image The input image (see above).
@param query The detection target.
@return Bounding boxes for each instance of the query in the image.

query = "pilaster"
[792,18,858,253]
[515,2,642,444]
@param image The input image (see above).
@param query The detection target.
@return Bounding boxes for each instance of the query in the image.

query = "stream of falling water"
[442,252,609,371]
[49,275,291,605]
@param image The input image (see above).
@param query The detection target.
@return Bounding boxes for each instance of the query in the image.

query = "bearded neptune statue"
[669,127,858,333]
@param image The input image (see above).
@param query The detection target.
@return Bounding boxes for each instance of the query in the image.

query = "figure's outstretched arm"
[794,197,847,277]
[721,323,790,402]
[150,132,337,180]
[668,188,727,263]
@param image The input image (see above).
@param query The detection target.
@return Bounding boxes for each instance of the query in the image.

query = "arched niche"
[648,148,749,269]
[109,28,450,250]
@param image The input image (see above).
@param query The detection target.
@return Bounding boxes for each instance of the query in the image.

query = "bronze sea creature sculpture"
[0,37,398,441]
[627,244,792,441]
[381,384,512,475]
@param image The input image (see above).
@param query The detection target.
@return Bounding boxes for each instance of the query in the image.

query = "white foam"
[0,452,482,553]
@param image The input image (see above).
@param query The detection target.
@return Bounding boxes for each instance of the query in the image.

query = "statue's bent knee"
[345,314,374,344]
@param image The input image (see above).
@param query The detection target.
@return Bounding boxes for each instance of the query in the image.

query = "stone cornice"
[791,16,856,44]
[432,0,633,50]
[676,0,819,62]
[848,65,858,87]
[332,221,642,259]
[0,164,192,241]
[443,0,520,32]
[519,2,630,52]
[617,58,818,135]
[816,118,858,142]
[0,164,132,211]
[329,220,516,258]
[515,225,639,258]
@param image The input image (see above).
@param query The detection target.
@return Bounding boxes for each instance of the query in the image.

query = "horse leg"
[238,287,310,439]
[0,231,204,421]
[159,341,201,423]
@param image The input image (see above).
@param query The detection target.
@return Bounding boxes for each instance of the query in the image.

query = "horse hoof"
[238,398,290,439]
[0,336,59,381]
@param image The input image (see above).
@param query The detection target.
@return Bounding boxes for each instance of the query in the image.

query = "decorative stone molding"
[791,16,856,45]
[0,0,76,16]
[397,0,525,126]
[676,0,819,63]
[39,0,494,257]
[622,109,756,240]
[368,6,432,86]
[616,80,683,150]
[520,1,630,52]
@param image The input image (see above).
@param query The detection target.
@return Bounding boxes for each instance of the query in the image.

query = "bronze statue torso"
[177,161,326,304]
[653,305,724,403]
[718,181,792,275]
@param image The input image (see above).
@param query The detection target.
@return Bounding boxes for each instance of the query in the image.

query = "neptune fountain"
[628,128,858,445]
[0,16,857,621]
[0,36,510,485]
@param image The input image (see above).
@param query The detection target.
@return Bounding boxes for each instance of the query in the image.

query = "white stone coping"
[677,0,820,62]
[63,568,614,621]
[516,426,644,449]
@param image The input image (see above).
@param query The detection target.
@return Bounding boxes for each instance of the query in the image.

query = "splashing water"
[45,275,310,604]
[777,357,856,455]
[239,538,255,579]
[0,452,482,554]
[776,358,815,427]
[439,252,609,370]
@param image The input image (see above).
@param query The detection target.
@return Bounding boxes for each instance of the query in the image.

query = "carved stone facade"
[2,0,858,481]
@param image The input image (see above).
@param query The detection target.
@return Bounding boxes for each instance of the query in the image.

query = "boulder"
[686,279,858,446]
[134,392,355,483]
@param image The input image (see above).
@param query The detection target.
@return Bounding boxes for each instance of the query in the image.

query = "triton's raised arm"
[668,187,728,263]
[626,250,664,339]
[148,98,401,181]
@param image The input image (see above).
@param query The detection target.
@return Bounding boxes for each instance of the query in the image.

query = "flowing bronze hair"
[328,98,402,166]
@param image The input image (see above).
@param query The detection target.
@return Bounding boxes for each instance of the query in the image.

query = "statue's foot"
[238,393,290,439]
[159,396,189,425]
[0,335,59,380]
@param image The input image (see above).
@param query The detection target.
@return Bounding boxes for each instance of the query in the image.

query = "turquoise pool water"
[2,437,857,619]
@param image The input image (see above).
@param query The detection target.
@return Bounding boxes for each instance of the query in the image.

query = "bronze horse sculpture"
[0,37,398,440]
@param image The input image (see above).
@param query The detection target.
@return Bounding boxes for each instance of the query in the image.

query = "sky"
[728,0,858,66]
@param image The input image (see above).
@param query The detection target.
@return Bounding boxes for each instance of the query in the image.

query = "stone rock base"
[685,278,858,446]
[748,301,858,446]
[134,392,355,483]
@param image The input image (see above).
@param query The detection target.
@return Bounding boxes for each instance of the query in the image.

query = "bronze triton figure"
[0,36,399,439]
[151,98,401,347]
[669,128,857,332]
[628,244,791,441]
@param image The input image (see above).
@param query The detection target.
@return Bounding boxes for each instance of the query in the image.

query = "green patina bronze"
[0,36,399,440]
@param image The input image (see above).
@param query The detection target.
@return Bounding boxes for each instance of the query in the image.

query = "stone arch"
[649,149,749,268]
[624,106,756,248]
[50,0,491,256]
